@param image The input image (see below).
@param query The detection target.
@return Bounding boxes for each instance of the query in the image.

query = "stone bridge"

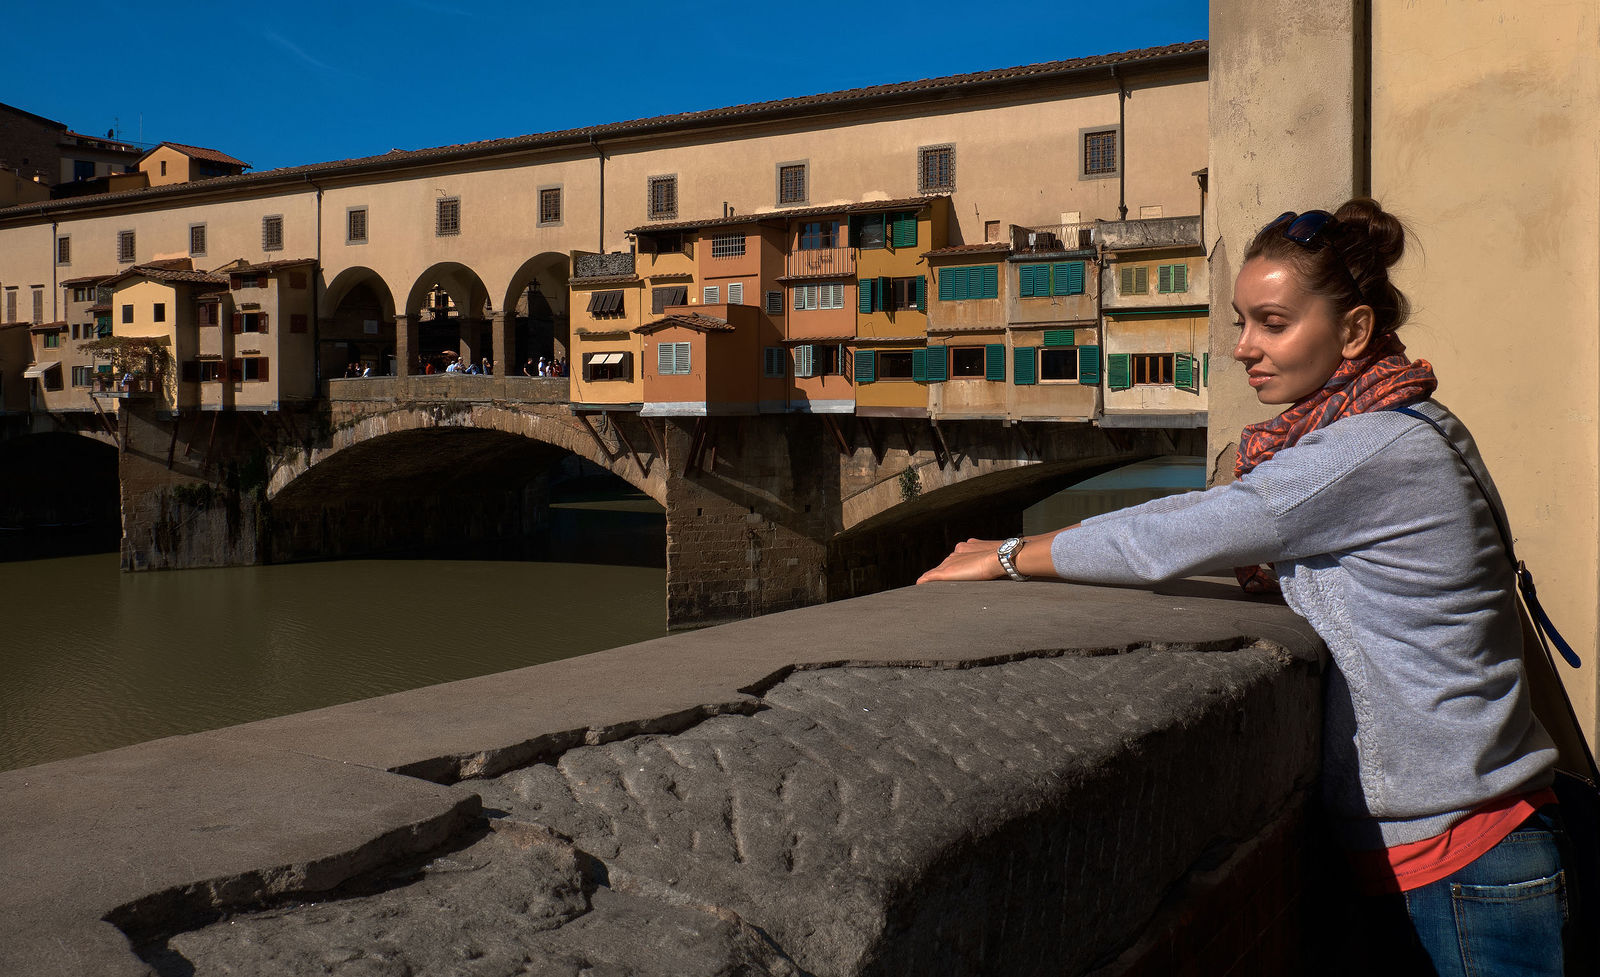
[0,579,1330,977]
[109,377,1203,627]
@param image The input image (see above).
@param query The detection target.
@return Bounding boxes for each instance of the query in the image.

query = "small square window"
[153,303,165,323]
[918,145,955,193]
[1084,130,1118,176]
[121,304,133,323]
[117,229,135,263]
[647,175,677,220]
[189,223,207,256]
[777,162,807,205]
[436,196,461,237]
[347,207,368,244]
[538,187,562,226]
[711,234,745,258]
[262,215,284,251]
[56,236,70,265]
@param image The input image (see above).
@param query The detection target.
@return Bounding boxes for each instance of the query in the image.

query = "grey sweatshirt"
[1050,400,1556,848]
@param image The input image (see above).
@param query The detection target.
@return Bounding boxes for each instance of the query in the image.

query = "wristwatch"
[997,537,1028,581]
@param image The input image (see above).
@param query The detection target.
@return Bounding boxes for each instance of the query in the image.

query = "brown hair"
[1243,197,1412,335]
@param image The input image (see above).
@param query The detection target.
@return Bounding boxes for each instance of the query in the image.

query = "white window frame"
[657,341,691,375]
[727,282,744,305]
[702,285,720,305]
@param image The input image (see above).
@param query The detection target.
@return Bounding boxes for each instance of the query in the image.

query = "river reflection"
[0,499,666,772]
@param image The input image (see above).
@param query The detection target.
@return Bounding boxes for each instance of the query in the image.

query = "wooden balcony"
[785,245,855,279]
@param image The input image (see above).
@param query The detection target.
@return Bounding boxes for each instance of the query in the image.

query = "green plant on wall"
[898,466,922,503]
[79,335,172,377]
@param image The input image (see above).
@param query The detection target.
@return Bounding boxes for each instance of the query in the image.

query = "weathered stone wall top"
[573,251,636,280]
[0,579,1324,976]
[1095,215,1202,251]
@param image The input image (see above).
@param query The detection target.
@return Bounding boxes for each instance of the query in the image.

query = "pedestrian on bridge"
[920,198,1584,976]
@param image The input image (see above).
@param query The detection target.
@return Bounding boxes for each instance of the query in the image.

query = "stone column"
[459,319,480,369]
[490,312,513,377]
[1207,0,1366,485]
[395,314,418,376]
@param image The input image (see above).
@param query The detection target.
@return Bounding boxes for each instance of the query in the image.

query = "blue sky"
[5,0,1206,174]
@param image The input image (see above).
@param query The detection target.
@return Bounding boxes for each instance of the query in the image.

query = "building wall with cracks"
[0,579,1334,976]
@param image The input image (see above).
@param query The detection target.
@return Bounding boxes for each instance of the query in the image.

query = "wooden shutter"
[230,274,242,290]
[230,357,243,381]
[794,344,814,378]
[854,348,875,383]
[1175,353,1198,392]
[258,358,269,382]
[1013,346,1037,385]
[232,312,242,333]
[1158,265,1173,293]
[1078,345,1101,385]
[674,342,690,375]
[1054,262,1085,296]
[1043,329,1074,347]
[980,265,998,299]
[657,343,675,375]
[914,275,926,311]
[938,268,954,302]
[891,212,917,248]
[1173,264,1188,292]
[984,343,1006,382]
[1107,353,1132,390]
[1203,352,1209,386]
[259,313,269,334]
[924,346,947,382]
[911,348,927,382]
[858,278,875,314]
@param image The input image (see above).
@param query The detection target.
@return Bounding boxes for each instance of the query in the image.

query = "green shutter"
[1107,353,1132,391]
[938,268,954,302]
[1019,263,1044,297]
[1054,261,1085,295]
[1013,346,1037,385]
[914,274,926,311]
[1173,264,1188,292]
[980,265,998,299]
[891,212,917,248]
[925,346,947,382]
[1077,345,1101,385]
[858,278,876,314]
[1203,351,1209,386]
[1043,328,1074,347]
[911,348,927,382]
[1158,265,1173,293]
[854,348,875,383]
[1175,353,1197,392]
[984,343,1006,381]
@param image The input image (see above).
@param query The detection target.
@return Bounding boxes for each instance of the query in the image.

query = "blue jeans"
[1376,806,1572,976]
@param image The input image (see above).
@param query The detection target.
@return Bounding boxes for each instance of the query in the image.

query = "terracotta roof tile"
[568,274,641,286]
[105,264,228,287]
[228,257,317,275]
[0,41,1204,222]
[635,313,735,334]
[59,274,113,287]
[630,195,942,235]
[29,321,66,331]
[143,142,250,168]
[924,243,1013,257]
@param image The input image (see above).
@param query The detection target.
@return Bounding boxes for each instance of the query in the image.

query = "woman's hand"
[917,539,1007,583]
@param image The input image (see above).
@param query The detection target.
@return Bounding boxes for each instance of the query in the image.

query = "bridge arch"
[267,401,665,506]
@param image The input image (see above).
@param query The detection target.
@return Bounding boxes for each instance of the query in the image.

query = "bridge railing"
[326,375,570,404]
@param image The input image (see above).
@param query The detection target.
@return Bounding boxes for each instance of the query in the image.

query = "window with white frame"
[436,196,461,236]
[727,282,744,305]
[262,215,284,251]
[702,285,720,304]
[657,341,691,375]
[793,283,845,311]
[711,233,745,258]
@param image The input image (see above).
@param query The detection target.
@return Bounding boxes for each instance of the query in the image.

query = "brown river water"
[0,458,1200,772]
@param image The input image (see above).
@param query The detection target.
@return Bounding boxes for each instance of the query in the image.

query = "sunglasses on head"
[1265,210,1339,248]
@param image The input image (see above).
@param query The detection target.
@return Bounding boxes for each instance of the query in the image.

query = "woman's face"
[1231,257,1363,405]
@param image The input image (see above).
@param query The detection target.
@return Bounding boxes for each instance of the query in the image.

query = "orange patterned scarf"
[1232,333,1437,593]
[1235,332,1438,478]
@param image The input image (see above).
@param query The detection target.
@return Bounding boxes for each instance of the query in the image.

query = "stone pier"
[0,579,1329,976]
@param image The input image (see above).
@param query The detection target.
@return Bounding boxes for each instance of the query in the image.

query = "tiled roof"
[59,274,112,287]
[142,142,249,168]
[0,41,1204,222]
[635,313,735,334]
[29,321,66,331]
[105,264,228,287]
[568,274,641,287]
[86,303,111,313]
[574,327,633,338]
[852,336,930,344]
[928,324,1010,335]
[781,334,856,343]
[228,257,316,275]
[924,243,1013,257]
[629,196,942,235]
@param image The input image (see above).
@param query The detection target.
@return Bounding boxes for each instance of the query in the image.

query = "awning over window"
[586,290,625,314]
[588,351,625,366]
[22,361,59,379]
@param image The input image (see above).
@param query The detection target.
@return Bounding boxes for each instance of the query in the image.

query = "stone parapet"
[0,579,1325,976]
[326,374,570,404]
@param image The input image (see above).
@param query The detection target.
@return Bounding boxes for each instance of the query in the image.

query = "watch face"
[998,537,1021,556]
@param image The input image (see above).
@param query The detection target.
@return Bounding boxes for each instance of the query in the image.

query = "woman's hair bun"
[1333,197,1407,270]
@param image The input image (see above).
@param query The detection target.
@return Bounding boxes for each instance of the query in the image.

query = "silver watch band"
[998,539,1029,581]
